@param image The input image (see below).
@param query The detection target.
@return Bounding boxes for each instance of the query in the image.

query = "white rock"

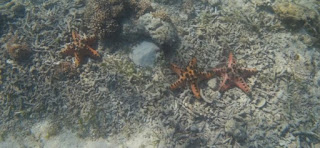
[130,41,159,68]
[207,78,218,89]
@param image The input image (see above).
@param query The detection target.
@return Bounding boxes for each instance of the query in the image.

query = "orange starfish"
[61,31,100,67]
[170,58,214,99]
[213,52,257,93]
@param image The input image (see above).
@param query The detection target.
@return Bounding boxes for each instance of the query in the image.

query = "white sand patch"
[119,128,157,148]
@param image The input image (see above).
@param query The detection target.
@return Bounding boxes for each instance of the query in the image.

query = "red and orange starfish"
[213,52,257,93]
[170,58,214,99]
[61,31,100,67]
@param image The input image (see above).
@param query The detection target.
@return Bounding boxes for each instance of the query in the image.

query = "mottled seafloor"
[1,0,320,147]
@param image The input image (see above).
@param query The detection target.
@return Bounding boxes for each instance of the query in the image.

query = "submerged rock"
[5,34,32,62]
[273,2,318,29]
[130,41,160,68]
[137,13,178,48]
[11,3,25,18]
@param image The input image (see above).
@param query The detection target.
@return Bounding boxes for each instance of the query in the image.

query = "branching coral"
[151,10,172,23]
[0,69,2,85]
[100,55,148,83]
[128,0,153,18]
[84,0,126,38]
[84,0,154,39]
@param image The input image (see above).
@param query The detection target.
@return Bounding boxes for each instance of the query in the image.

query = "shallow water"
[0,0,320,147]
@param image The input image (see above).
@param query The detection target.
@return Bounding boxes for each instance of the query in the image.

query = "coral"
[0,1,26,18]
[5,33,32,62]
[0,61,3,85]
[137,13,178,47]
[84,0,125,38]
[151,0,177,5]
[181,0,194,15]
[273,2,318,29]
[225,119,247,142]
[207,0,221,6]
[100,55,146,82]
[151,10,172,23]
[0,69,2,85]
[60,31,100,67]
[52,61,77,80]
[128,0,153,18]
[10,2,25,18]
[0,12,8,36]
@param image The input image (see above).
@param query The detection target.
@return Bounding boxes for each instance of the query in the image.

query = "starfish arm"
[220,83,232,92]
[86,45,100,59]
[170,76,186,90]
[212,67,227,76]
[61,44,75,56]
[72,31,81,43]
[74,52,83,67]
[170,63,183,76]
[228,52,236,68]
[198,71,214,80]
[190,81,201,99]
[218,74,230,92]
[188,57,197,69]
[84,35,96,46]
[234,76,250,93]
[239,68,258,78]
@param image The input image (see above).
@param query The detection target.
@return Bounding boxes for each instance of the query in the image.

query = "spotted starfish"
[170,58,214,99]
[213,52,257,93]
[61,31,100,67]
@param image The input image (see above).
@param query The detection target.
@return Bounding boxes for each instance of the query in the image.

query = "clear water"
[0,0,320,147]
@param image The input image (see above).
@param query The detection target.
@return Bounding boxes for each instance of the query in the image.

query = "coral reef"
[52,61,77,80]
[0,12,8,37]
[137,13,178,47]
[0,1,26,18]
[128,0,153,18]
[100,55,148,82]
[273,2,318,29]
[151,0,178,5]
[0,69,2,85]
[151,10,172,23]
[0,0,320,147]
[84,0,126,38]
[225,119,247,142]
[0,61,3,86]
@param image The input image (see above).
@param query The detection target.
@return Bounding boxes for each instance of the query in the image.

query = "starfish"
[170,57,214,99]
[61,31,100,67]
[212,52,257,93]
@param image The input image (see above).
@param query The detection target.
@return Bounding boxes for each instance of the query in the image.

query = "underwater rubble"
[0,0,320,147]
